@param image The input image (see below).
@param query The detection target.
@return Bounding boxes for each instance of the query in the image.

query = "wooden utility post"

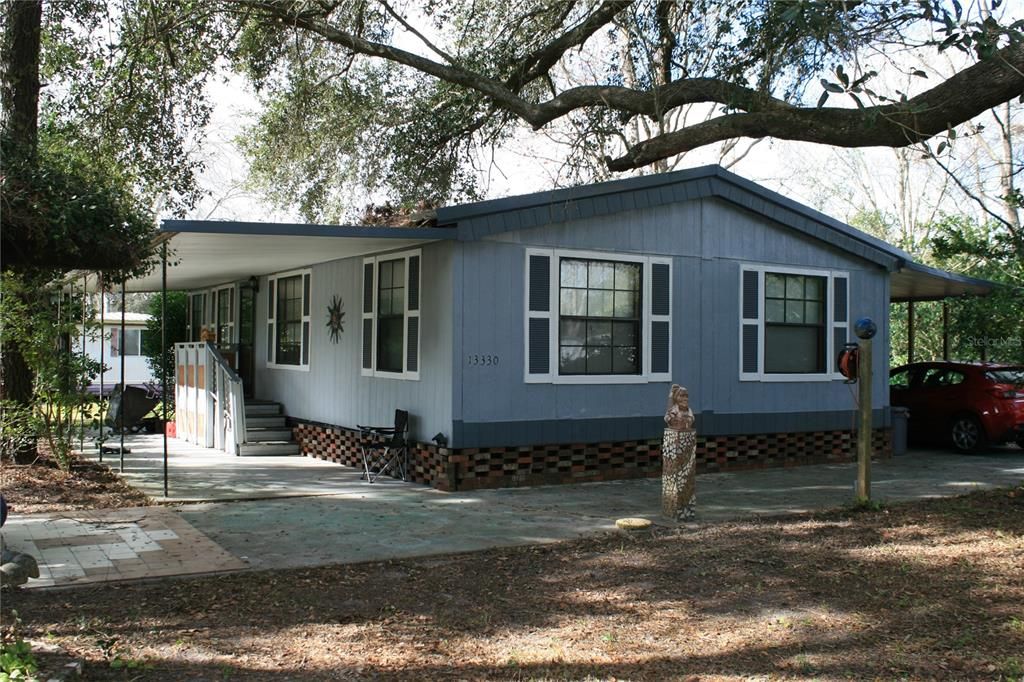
[856,336,872,501]
[853,317,877,502]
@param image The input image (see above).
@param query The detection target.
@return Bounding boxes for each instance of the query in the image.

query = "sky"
[182,4,1015,238]
[187,74,884,227]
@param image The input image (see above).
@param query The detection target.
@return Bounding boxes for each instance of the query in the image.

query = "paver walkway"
[7,442,1022,589]
[1,507,244,588]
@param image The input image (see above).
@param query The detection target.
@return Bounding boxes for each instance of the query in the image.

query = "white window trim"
[187,290,209,342]
[362,249,421,381]
[738,263,849,383]
[213,284,236,346]
[525,248,672,385]
[266,268,312,372]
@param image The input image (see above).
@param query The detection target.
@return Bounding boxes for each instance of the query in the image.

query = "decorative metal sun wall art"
[326,294,345,343]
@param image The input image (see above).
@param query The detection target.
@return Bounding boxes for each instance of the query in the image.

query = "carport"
[66,220,456,498]
[890,260,1000,363]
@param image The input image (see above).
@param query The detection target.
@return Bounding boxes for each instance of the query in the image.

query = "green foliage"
[0,126,157,276]
[142,291,188,410]
[38,0,223,214]
[891,216,1023,366]
[0,611,38,682]
[0,402,41,463]
[0,639,37,681]
[0,273,101,470]
[238,55,488,221]
[225,0,1024,207]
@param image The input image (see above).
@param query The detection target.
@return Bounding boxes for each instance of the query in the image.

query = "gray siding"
[253,242,454,442]
[455,198,891,447]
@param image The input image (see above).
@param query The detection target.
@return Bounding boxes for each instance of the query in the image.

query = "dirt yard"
[3,483,1023,681]
[0,452,150,514]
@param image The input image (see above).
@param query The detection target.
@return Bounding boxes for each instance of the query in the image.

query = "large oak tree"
[207,0,1024,216]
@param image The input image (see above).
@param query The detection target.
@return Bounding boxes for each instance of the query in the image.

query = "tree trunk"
[1,0,42,159]
[1,0,43,462]
[1,334,36,463]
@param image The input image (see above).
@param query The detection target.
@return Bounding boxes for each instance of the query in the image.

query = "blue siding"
[455,198,891,447]
[254,242,454,442]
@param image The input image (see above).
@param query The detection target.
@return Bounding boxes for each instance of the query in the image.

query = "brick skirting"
[290,419,892,492]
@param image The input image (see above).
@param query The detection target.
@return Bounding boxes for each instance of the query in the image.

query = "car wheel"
[950,414,987,453]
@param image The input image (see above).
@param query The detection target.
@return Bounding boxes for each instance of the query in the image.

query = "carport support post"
[907,301,915,363]
[162,242,168,497]
[98,273,105,461]
[942,300,950,360]
[120,279,126,473]
[79,273,87,451]
[856,337,873,501]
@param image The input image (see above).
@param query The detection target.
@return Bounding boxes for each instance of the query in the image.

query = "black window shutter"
[742,270,759,319]
[528,255,550,312]
[651,263,670,316]
[742,324,759,374]
[833,276,848,322]
[408,255,420,311]
[361,318,373,369]
[651,321,670,373]
[741,269,760,376]
[406,317,419,372]
[526,254,552,377]
[363,262,374,313]
[528,318,550,374]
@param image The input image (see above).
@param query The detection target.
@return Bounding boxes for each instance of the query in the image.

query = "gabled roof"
[439,165,908,267]
[84,166,993,301]
[436,164,994,300]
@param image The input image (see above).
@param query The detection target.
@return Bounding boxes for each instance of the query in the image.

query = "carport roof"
[74,220,457,292]
[69,168,1000,301]
[890,261,995,302]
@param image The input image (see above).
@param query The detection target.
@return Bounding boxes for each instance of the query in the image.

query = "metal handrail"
[204,342,246,454]
[205,341,242,383]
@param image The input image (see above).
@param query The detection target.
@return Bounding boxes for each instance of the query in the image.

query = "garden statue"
[662,384,697,521]
[664,384,695,431]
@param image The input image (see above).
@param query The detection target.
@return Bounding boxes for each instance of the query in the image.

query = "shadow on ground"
[7,483,1024,680]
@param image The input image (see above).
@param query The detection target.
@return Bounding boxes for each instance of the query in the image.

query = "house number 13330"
[467,354,499,366]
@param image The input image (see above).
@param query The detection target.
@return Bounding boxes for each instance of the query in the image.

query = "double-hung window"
[740,265,849,381]
[558,258,642,375]
[187,292,207,342]
[214,285,235,345]
[266,270,311,369]
[525,249,672,384]
[110,328,143,357]
[362,250,421,380]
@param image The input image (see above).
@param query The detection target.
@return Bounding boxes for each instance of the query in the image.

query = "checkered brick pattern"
[291,421,451,489]
[448,440,661,491]
[695,428,892,473]
[290,418,891,492]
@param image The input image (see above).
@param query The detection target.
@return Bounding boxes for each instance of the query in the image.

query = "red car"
[889,361,1024,452]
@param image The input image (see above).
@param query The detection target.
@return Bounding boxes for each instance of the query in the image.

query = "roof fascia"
[160,219,457,241]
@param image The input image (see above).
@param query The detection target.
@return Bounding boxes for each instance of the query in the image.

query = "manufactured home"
[121,166,992,490]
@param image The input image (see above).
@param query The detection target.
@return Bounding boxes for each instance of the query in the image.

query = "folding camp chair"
[357,409,409,483]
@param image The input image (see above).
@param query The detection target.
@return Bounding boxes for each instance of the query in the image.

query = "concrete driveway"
[10,439,1020,587]
[177,446,1023,571]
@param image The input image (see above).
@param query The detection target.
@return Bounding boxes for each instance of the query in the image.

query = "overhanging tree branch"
[231,0,1024,177]
[608,42,1024,170]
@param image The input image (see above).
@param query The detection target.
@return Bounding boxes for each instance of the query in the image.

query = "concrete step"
[245,402,282,417]
[245,416,286,428]
[238,441,301,456]
[245,428,293,442]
